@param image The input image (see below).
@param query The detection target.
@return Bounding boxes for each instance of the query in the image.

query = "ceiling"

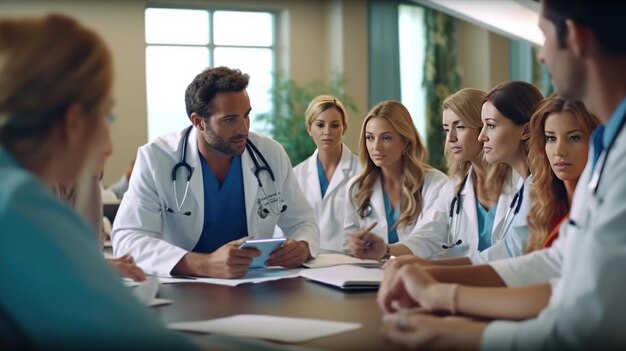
[411,0,544,46]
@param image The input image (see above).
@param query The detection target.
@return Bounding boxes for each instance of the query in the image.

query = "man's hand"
[266,239,310,268]
[172,237,261,279]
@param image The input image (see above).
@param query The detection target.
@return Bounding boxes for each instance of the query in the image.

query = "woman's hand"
[107,254,145,282]
[347,222,386,259]
[381,312,486,350]
[379,264,458,314]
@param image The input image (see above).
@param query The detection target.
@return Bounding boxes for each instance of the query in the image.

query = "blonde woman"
[436,88,519,262]
[377,98,600,349]
[344,100,448,260]
[0,14,196,349]
[527,96,599,251]
[293,95,360,251]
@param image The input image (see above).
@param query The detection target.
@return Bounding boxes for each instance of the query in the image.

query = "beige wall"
[1,0,510,184]
[457,19,510,91]
[0,0,368,185]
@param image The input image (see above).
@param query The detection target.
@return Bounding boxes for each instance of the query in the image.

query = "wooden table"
[154,276,403,350]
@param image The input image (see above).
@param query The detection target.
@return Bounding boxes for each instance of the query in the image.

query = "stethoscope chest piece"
[359,203,373,218]
[257,199,269,219]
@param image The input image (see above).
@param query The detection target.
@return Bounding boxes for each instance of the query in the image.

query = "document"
[303,253,381,268]
[298,265,384,289]
[168,314,361,343]
[157,268,302,287]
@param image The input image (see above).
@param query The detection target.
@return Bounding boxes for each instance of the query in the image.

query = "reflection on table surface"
[154,277,401,350]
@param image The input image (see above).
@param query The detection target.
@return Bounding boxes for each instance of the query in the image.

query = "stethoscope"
[494,182,524,243]
[570,111,626,229]
[443,173,525,249]
[442,174,468,249]
[165,125,287,218]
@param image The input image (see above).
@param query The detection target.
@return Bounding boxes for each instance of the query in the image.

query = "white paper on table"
[299,265,383,289]
[147,298,172,307]
[303,253,381,268]
[168,314,361,343]
[132,275,159,304]
[158,268,302,286]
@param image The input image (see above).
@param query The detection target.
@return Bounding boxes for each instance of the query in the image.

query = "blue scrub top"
[476,201,497,251]
[383,190,399,244]
[316,157,329,198]
[194,154,248,253]
[0,147,197,350]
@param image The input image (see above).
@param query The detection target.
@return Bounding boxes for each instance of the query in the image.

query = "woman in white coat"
[435,88,520,262]
[293,95,360,251]
[344,100,449,260]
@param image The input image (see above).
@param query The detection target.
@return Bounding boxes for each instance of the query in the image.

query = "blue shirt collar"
[603,98,626,149]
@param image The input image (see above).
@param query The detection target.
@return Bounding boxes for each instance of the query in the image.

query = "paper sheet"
[303,253,381,268]
[158,268,302,286]
[147,298,172,307]
[299,265,383,289]
[168,314,361,343]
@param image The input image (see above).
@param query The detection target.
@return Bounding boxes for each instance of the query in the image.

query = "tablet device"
[239,238,287,268]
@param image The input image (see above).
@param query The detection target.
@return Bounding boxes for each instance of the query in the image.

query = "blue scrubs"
[0,147,197,350]
[383,190,399,244]
[476,201,497,251]
[316,157,329,198]
[194,155,248,253]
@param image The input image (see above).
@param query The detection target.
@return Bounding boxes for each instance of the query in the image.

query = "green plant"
[256,72,357,166]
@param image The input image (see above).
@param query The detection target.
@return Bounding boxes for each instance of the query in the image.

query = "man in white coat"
[377,1,626,349]
[112,66,319,278]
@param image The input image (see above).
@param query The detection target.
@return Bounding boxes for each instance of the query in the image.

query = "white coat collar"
[306,143,356,199]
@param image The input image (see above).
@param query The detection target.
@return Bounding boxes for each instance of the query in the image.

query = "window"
[398,4,427,144]
[145,8,275,140]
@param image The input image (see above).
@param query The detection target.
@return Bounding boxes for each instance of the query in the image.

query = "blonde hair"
[0,14,113,163]
[526,96,599,252]
[442,88,509,197]
[350,100,430,230]
[304,94,348,131]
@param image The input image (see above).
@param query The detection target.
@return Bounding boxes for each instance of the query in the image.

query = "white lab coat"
[343,168,449,258]
[293,144,360,251]
[434,167,522,261]
[112,128,320,275]
[482,103,626,349]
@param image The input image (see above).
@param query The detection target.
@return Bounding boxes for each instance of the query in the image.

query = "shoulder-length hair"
[526,96,599,252]
[442,88,510,196]
[304,94,348,131]
[350,100,430,230]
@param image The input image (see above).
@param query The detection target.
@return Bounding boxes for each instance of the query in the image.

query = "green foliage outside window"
[423,8,461,172]
[256,72,357,166]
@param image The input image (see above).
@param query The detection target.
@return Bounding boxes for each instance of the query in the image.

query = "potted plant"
[256,72,357,166]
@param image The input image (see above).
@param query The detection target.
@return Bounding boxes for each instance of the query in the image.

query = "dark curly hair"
[184,66,249,119]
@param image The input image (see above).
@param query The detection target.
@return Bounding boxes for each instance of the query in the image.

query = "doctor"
[473,81,543,262]
[112,66,319,278]
[379,1,626,348]
[436,88,520,261]
[344,100,449,260]
[293,95,360,251]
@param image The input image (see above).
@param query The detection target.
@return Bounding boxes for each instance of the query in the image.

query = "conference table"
[153,275,404,350]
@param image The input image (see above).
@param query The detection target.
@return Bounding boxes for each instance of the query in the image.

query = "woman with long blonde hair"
[527,96,599,251]
[344,100,448,260]
[293,95,360,251]
[429,88,519,262]
[376,98,600,350]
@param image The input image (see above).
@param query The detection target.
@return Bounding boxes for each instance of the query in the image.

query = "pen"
[360,222,378,250]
